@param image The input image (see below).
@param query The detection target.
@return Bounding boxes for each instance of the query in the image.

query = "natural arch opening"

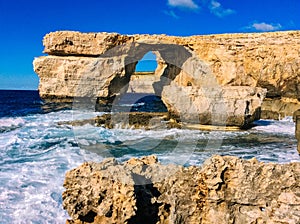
[119,51,168,113]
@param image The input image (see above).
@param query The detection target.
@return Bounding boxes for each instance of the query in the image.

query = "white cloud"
[168,0,199,9]
[166,0,235,18]
[209,0,235,17]
[251,22,282,31]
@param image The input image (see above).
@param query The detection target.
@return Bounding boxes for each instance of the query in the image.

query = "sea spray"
[0,90,299,223]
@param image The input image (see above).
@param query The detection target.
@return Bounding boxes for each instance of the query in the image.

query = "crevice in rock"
[217,167,228,191]
[98,190,106,204]
[128,173,162,224]
[242,101,252,129]
[105,205,113,218]
[245,101,250,115]
[78,210,97,223]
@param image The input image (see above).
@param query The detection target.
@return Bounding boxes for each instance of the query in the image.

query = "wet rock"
[63,155,300,224]
[58,112,180,129]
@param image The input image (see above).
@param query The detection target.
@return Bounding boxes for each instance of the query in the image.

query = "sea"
[0,89,299,223]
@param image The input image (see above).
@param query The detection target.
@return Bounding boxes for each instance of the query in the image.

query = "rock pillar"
[293,109,300,153]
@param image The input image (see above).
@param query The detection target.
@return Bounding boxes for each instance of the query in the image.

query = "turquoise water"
[0,90,299,223]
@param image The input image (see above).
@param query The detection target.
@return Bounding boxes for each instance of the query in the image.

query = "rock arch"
[33,31,268,127]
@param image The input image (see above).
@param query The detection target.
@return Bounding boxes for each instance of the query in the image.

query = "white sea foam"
[252,117,295,135]
[0,117,25,127]
[0,117,26,133]
[0,110,299,223]
[0,110,104,223]
[118,102,145,107]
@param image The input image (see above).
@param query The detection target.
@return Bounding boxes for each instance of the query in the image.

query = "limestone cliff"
[41,31,300,101]
[63,155,300,224]
[34,30,300,125]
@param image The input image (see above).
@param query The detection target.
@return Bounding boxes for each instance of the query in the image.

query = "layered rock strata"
[40,31,300,101]
[34,31,300,126]
[63,155,300,224]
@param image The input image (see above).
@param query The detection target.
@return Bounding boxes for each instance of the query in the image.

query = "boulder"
[33,55,136,102]
[162,85,266,127]
[63,155,300,224]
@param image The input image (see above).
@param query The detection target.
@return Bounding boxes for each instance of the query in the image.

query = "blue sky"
[0,0,299,90]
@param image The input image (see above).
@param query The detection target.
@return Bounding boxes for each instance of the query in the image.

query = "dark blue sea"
[0,90,299,223]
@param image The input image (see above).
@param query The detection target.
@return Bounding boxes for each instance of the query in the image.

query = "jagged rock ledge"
[59,112,180,129]
[63,155,300,224]
[59,112,246,130]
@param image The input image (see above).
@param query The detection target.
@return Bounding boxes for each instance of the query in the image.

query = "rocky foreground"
[34,31,300,128]
[63,155,300,224]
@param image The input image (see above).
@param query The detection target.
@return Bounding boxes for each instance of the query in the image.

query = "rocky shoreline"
[63,155,300,224]
[59,111,250,131]
[32,30,300,223]
[59,112,180,129]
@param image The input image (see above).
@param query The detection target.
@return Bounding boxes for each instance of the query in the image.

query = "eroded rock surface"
[262,98,300,120]
[40,30,300,100]
[34,31,300,126]
[162,85,266,127]
[63,155,300,224]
